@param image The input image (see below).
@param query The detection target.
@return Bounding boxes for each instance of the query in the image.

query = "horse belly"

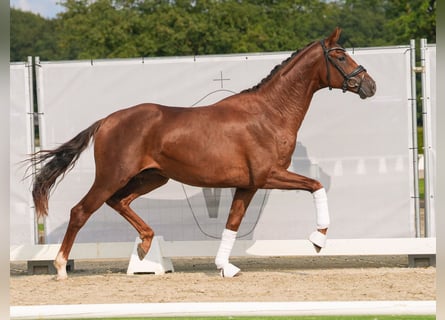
[157,140,252,188]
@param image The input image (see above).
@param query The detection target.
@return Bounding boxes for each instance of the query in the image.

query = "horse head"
[320,27,376,99]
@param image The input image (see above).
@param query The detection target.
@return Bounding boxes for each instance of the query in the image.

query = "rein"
[320,40,366,92]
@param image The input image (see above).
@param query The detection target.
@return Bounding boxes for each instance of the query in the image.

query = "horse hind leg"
[54,185,114,280]
[106,169,169,260]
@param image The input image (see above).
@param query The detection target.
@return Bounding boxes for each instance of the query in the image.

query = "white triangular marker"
[127,236,174,275]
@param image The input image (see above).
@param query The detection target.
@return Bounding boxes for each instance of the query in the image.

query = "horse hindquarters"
[53,117,153,280]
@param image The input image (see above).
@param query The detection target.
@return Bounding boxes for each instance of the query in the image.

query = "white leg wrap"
[215,228,240,278]
[309,230,327,248]
[312,188,330,229]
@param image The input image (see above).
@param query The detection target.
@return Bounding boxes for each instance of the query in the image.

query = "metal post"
[27,56,40,244]
[27,56,35,152]
[33,56,47,244]
[409,40,421,237]
[419,38,432,237]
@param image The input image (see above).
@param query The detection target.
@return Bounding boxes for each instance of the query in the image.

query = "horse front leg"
[263,168,330,249]
[216,188,257,277]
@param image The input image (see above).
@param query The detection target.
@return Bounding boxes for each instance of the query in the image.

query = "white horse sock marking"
[312,188,330,229]
[54,251,68,280]
[215,228,240,277]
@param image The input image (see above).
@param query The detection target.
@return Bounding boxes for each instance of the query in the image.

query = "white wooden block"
[245,238,436,256]
[127,237,174,275]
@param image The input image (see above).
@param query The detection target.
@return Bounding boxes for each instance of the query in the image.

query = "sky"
[10,0,65,19]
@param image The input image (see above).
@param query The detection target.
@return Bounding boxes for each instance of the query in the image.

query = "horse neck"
[257,43,323,134]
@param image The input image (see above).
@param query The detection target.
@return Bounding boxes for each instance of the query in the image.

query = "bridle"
[320,39,366,93]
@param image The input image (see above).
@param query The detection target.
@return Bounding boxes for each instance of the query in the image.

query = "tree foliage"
[10,0,436,62]
[10,9,58,61]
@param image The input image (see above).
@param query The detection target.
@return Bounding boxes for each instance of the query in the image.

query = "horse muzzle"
[348,74,376,99]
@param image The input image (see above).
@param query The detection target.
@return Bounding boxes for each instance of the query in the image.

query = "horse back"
[94,101,276,188]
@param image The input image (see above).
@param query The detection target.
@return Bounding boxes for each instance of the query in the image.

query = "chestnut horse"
[30,28,375,280]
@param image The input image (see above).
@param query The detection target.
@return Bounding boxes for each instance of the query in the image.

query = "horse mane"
[240,41,315,94]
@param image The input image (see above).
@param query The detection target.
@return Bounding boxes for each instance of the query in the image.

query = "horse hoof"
[137,243,147,260]
[309,230,327,250]
[54,274,68,281]
[219,263,241,278]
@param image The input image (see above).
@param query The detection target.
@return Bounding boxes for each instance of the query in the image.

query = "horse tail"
[30,120,103,218]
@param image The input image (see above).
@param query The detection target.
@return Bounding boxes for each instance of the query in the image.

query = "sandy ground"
[10,256,435,305]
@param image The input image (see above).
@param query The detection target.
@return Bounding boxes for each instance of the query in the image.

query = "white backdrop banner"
[32,47,416,244]
[10,62,35,245]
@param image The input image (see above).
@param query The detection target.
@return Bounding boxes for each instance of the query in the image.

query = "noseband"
[320,40,366,92]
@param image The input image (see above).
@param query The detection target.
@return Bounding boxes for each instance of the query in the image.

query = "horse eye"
[338,56,346,62]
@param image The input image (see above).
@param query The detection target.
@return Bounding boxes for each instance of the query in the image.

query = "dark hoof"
[137,243,147,260]
[312,244,322,253]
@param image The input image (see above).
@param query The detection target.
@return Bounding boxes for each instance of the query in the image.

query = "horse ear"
[326,27,342,46]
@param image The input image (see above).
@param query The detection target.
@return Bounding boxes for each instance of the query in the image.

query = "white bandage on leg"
[215,228,240,277]
[312,188,330,229]
[215,228,237,268]
[309,230,327,248]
